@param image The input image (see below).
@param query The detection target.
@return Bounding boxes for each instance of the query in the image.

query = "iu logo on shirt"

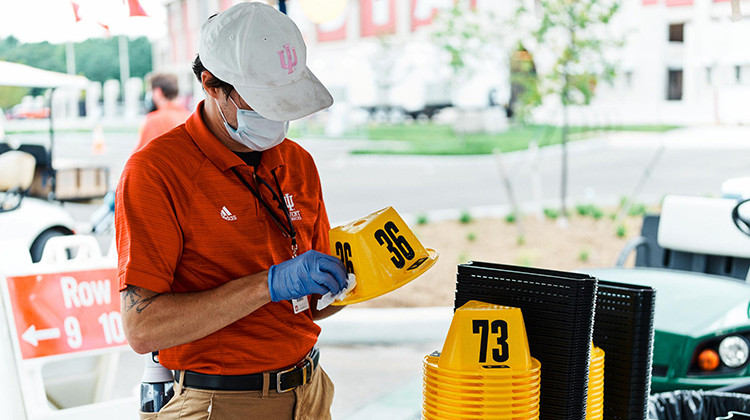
[284,194,302,221]
[220,206,237,221]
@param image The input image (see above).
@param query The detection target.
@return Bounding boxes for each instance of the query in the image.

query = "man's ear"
[200,71,223,100]
[152,87,164,101]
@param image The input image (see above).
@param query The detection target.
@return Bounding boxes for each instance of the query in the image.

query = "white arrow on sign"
[22,325,61,347]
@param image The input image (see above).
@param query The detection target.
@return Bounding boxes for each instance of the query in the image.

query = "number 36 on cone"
[328,206,438,305]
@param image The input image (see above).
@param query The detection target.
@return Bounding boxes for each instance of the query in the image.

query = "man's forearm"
[121,271,271,354]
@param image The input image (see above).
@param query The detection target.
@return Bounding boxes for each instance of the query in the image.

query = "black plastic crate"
[455,261,598,420]
[593,280,656,420]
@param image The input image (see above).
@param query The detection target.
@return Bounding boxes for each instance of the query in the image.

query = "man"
[135,73,191,151]
[115,3,347,419]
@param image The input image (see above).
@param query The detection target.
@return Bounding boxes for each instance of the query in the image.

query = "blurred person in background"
[135,73,191,151]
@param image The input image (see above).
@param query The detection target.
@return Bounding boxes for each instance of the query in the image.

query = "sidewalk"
[315,307,454,419]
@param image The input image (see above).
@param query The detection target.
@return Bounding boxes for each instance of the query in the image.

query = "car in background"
[0,145,77,262]
[0,61,104,262]
[587,191,750,393]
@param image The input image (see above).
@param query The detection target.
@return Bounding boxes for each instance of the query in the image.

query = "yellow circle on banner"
[299,0,346,23]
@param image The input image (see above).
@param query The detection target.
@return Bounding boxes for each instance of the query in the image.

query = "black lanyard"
[231,167,298,257]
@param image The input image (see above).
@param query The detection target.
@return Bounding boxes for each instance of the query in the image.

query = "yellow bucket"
[328,206,438,305]
[586,345,605,420]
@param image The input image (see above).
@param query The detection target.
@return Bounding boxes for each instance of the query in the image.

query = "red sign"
[360,0,397,38]
[411,0,479,32]
[5,268,126,360]
[317,15,347,42]
[411,0,439,31]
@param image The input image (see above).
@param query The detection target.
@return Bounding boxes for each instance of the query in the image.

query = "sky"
[0,0,168,43]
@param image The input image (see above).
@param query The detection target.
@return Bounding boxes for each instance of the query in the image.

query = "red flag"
[126,0,148,17]
[71,2,82,22]
[97,21,111,37]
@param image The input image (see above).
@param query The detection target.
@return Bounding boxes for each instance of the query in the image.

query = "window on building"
[669,23,684,43]
[736,65,742,84]
[667,69,683,101]
[625,71,633,88]
[706,66,712,85]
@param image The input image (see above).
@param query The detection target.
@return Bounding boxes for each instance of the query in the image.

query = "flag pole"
[118,34,130,102]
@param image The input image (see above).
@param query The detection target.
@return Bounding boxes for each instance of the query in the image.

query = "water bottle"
[140,352,175,413]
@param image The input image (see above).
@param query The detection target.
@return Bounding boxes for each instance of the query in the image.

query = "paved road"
[305,128,750,225]
[14,125,749,228]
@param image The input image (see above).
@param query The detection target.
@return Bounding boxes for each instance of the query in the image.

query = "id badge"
[292,297,309,314]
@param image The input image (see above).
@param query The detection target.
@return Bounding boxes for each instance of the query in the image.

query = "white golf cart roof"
[0,60,89,89]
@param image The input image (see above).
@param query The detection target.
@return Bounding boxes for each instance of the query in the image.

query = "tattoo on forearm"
[122,286,162,314]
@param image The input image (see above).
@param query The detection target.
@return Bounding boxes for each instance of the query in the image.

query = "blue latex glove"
[267,250,348,302]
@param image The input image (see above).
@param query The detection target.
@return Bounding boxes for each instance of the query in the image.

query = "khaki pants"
[139,366,334,420]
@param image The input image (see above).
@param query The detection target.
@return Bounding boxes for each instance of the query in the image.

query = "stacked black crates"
[455,261,598,420]
[594,280,656,420]
[455,261,655,420]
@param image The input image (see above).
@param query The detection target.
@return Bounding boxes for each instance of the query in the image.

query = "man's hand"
[268,250,348,302]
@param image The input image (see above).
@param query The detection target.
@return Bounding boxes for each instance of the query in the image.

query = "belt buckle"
[276,362,309,393]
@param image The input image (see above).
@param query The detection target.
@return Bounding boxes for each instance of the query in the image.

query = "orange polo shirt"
[115,101,330,375]
[135,101,192,152]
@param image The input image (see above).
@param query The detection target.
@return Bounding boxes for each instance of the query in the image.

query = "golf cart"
[0,61,109,262]
[581,181,750,418]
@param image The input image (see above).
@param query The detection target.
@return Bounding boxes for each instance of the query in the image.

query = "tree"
[0,36,152,84]
[513,0,622,219]
[429,1,503,125]
[431,1,488,77]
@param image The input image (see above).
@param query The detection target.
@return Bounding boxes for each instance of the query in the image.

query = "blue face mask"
[215,96,289,151]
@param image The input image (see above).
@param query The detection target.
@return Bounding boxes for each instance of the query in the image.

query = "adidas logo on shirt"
[220,206,237,221]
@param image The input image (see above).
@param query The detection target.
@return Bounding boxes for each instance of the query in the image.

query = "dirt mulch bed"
[351,213,644,308]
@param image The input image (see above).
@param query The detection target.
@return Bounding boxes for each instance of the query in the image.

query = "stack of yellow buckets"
[587,345,605,419]
[422,301,541,419]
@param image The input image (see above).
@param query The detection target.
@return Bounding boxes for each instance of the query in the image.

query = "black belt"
[177,347,319,393]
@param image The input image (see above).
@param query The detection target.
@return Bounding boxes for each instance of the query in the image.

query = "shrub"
[459,210,473,224]
[543,208,559,220]
[616,224,627,238]
[628,203,647,217]
[467,232,477,242]
[579,249,590,262]
[416,213,429,225]
[505,213,516,223]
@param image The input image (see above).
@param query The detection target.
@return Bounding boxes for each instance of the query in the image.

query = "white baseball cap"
[198,2,333,121]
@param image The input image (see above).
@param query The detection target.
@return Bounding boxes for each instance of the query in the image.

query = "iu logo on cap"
[278,44,298,74]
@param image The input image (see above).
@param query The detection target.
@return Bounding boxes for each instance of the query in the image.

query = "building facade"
[155,0,750,126]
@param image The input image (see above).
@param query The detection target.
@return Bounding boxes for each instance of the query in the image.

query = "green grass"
[459,210,473,224]
[350,123,679,156]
